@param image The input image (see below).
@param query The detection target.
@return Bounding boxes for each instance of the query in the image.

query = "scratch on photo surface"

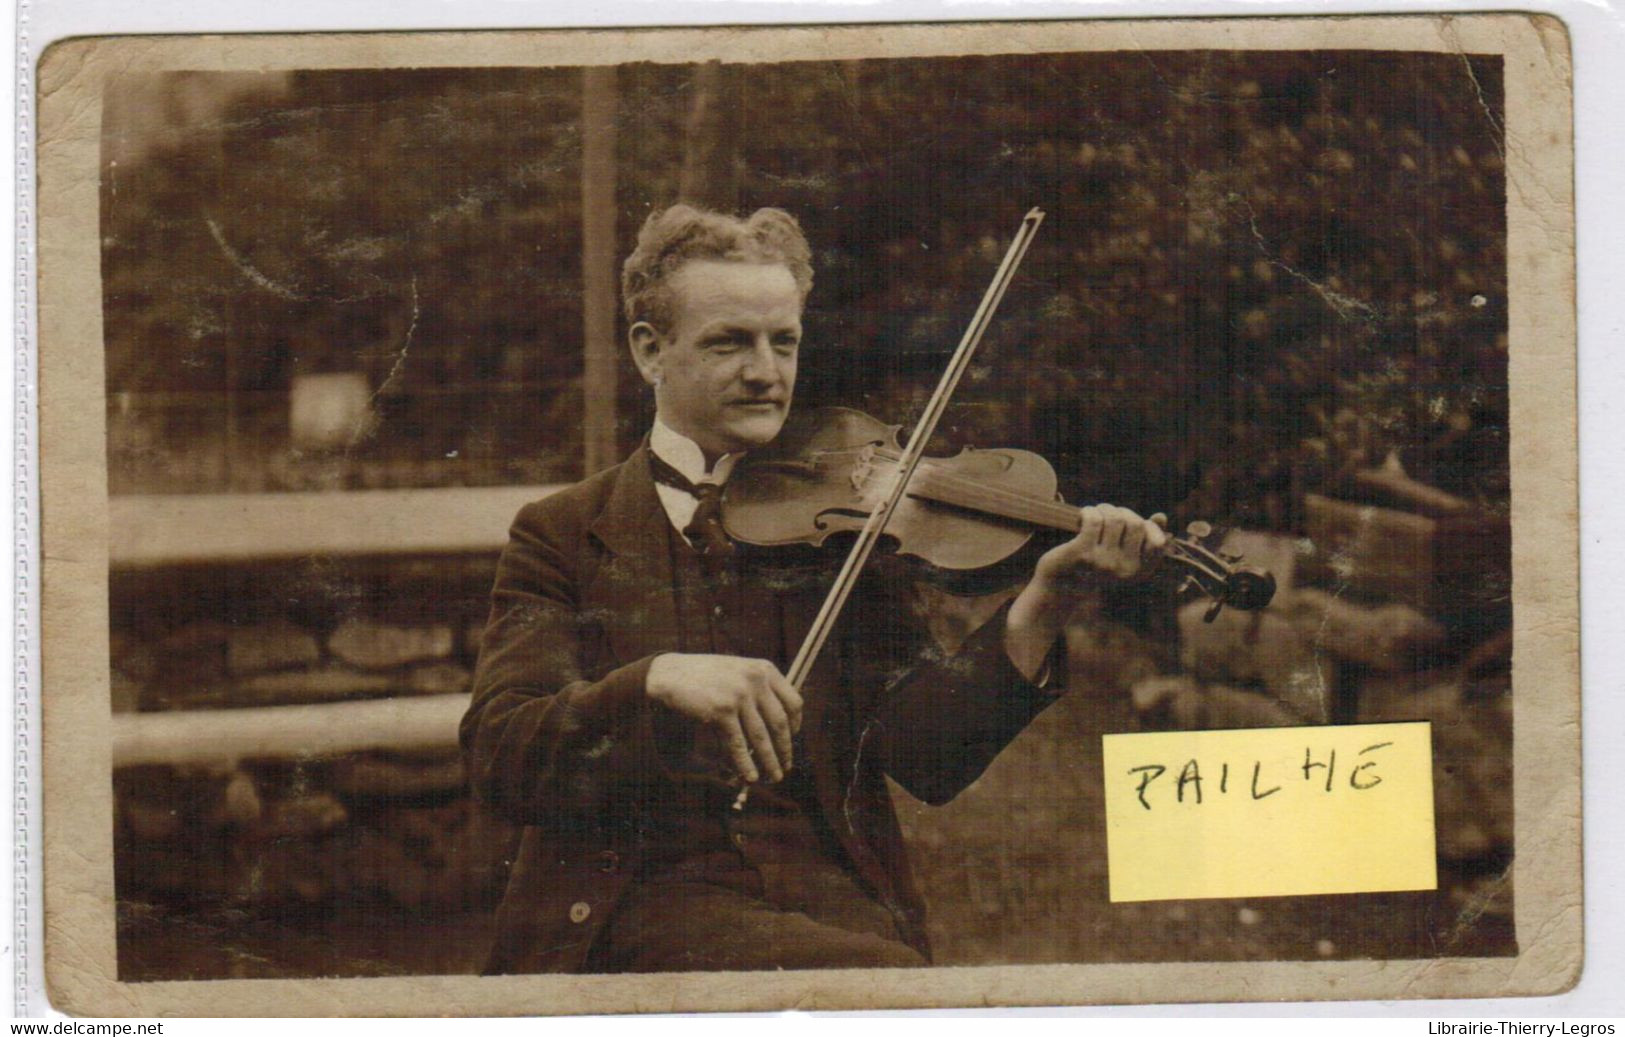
[845,718,877,834]
[348,277,419,449]
[371,278,419,404]
[1444,863,1511,951]
[1440,19,1507,164]
[204,215,306,301]
[1240,201,1380,324]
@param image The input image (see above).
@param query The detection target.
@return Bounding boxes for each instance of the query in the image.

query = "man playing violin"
[461,204,1168,973]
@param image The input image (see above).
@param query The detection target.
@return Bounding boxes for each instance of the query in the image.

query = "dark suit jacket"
[460,443,1061,973]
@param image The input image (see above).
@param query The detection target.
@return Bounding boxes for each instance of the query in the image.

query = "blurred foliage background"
[101,50,1506,532]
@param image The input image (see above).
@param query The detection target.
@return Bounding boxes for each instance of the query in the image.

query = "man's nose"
[738,338,781,383]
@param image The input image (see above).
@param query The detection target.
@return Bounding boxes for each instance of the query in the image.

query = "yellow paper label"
[1102,722,1436,902]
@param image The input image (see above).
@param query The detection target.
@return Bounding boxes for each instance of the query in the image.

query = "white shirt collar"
[650,417,740,486]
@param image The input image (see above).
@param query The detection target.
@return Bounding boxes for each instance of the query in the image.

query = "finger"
[738,703,784,783]
[1147,513,1171,549]
[1078,505,1104,549]
[1104,505,1132,549]
[1121,515,1146,561]
[765,667,804,734]
[755,689,795,773]
[1143,522,1169,552]
[720,714,758,784]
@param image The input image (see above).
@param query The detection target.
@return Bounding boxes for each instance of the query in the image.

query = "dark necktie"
[647,450,735,557]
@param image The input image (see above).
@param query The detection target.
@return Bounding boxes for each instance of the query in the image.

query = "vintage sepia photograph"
[34,15,1578,1014]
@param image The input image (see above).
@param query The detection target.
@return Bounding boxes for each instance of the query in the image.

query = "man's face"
[631,259,802,460]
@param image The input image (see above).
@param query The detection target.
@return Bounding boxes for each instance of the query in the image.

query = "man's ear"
[628,321,663,387]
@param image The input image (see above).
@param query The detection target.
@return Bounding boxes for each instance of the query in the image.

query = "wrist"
[1036,548,1109,599]
[1017,574,1083,622]
[1006,583,1070,683]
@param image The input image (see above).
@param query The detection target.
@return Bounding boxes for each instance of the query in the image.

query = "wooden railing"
[109,484,562,567]
[112,694,469,768]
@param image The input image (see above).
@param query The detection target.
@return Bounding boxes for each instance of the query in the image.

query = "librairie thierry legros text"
[1429,1024,1614,1036]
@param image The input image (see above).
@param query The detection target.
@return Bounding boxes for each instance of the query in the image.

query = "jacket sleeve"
[864,585,1067,807]
[459,498,668,826]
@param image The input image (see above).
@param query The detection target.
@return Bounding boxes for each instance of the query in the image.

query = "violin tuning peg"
[1185,521,1213,539]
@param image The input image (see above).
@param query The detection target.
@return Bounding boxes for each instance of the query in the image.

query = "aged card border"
[33,14,1578,1015]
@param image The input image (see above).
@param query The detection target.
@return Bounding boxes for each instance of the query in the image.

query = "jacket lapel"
[586,445,682,666]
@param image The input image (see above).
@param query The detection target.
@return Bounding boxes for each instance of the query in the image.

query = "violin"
[729,208,1273,710]
[722,406,1277,623]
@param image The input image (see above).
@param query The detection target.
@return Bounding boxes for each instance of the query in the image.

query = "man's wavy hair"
[621,205,814,331]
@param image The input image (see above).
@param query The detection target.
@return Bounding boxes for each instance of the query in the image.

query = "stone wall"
[112,554,517,967]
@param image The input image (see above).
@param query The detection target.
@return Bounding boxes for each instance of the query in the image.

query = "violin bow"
[784,208,1047,691]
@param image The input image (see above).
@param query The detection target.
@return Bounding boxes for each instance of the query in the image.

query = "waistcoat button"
[569,901,591,924]
[598,850,619,873]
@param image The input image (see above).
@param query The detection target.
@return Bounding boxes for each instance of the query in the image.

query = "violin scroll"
[1162,521,1278,622]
